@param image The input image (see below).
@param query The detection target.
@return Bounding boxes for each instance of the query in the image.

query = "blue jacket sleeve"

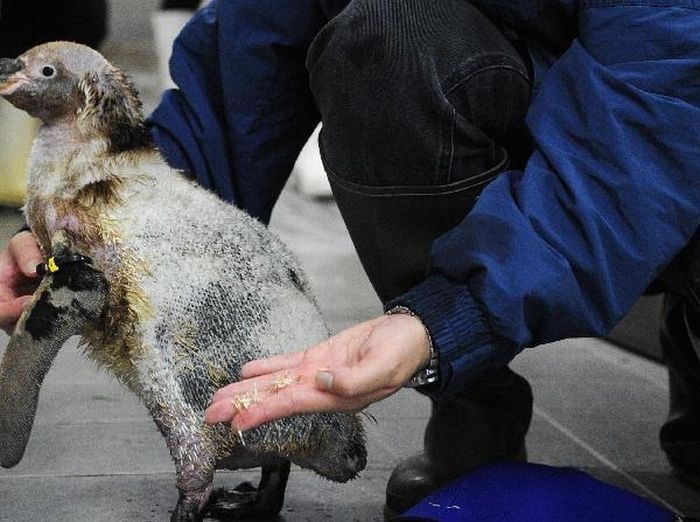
[393,1,700,395]
[147,0,349,223]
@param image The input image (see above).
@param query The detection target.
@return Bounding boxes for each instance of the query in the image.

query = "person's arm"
[395,0,700,394]
[147,0,350,223]
[204,0,700,431]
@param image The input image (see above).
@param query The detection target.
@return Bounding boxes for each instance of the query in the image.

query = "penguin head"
[0,41,149,152]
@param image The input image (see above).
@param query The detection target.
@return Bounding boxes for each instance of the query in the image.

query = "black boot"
[654,230,700,488]
[659,294,700,488]
[384,368,532,517]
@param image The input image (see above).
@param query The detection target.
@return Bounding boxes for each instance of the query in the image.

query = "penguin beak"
[0,58,27,96]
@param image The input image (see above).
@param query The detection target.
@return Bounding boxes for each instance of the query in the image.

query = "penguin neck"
[27,118,113,199]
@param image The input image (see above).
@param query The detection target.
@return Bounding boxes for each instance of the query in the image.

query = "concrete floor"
[1,1,700,520]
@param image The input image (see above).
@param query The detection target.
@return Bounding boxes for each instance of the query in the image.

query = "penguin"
[0,42,366,522]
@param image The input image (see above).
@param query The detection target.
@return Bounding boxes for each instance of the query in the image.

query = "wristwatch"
[385,306,440,388]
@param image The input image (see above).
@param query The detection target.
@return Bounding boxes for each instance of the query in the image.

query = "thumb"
[8,232,42,277]
[314,362,391,399]
[315,370,335,391]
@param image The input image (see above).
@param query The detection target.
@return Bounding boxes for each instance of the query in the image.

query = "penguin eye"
[41,65,56,78]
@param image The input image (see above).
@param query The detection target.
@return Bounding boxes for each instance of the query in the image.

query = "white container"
[291,124,333,198]
[0,102,36,207]
[151,9,194,91]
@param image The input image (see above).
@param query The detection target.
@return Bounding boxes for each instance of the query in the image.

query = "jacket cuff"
[387,274,519,396]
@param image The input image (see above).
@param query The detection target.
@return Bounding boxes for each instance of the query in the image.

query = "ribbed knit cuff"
[387,273,518,396]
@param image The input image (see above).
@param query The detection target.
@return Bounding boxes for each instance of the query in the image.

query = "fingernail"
[25,262,38,275]
[316,370,334,391]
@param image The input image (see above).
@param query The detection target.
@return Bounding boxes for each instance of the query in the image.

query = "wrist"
[385,305,439,388]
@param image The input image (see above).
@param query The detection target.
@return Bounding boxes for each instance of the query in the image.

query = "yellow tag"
[47,257,59,273]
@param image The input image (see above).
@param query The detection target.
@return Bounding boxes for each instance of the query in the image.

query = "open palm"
[204,313,431,432]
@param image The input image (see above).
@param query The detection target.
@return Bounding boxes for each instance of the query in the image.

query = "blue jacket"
[148,0,700,396]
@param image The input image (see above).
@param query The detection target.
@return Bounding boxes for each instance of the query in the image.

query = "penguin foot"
[207,461,291,520]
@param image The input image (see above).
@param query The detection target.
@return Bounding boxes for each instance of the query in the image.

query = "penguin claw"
[206,462,290,521]
[208,487,274,521]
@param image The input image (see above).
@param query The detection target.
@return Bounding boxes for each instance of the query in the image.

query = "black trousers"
[308,0,534,471]
[308,0,532,303]
[308,0,700,473]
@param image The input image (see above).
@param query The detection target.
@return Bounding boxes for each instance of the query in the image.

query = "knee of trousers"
[307,0,532,188]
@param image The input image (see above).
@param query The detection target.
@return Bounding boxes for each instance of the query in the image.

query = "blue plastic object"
[396,463,676,522]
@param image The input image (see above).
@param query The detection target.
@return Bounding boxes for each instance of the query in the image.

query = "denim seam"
[440,53,523,89]
[441,63,528,184]
[443,63,530,98]
[447,106,456,184]
[322,151,508,196]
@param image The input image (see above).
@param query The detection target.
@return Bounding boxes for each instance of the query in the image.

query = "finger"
[207,363,351,427]
[203,397,238,425]
[8,232,42,277]
[232,382,390,432]
[230,385,358,431]
[241,350,305,379]
[209,380,249,405]
[0,295,31,330]
[206,371,312,425]
[209,367,289,405]
[210,360,308,406]
[317,363,397,399]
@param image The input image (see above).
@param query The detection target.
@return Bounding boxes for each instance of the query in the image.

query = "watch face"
[404,366,440,389]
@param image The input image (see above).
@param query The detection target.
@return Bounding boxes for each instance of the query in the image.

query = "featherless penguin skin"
[0,42,366,521]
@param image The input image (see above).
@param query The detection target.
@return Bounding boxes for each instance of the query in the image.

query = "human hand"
[0,231,42,333]
[204,313,431,432]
